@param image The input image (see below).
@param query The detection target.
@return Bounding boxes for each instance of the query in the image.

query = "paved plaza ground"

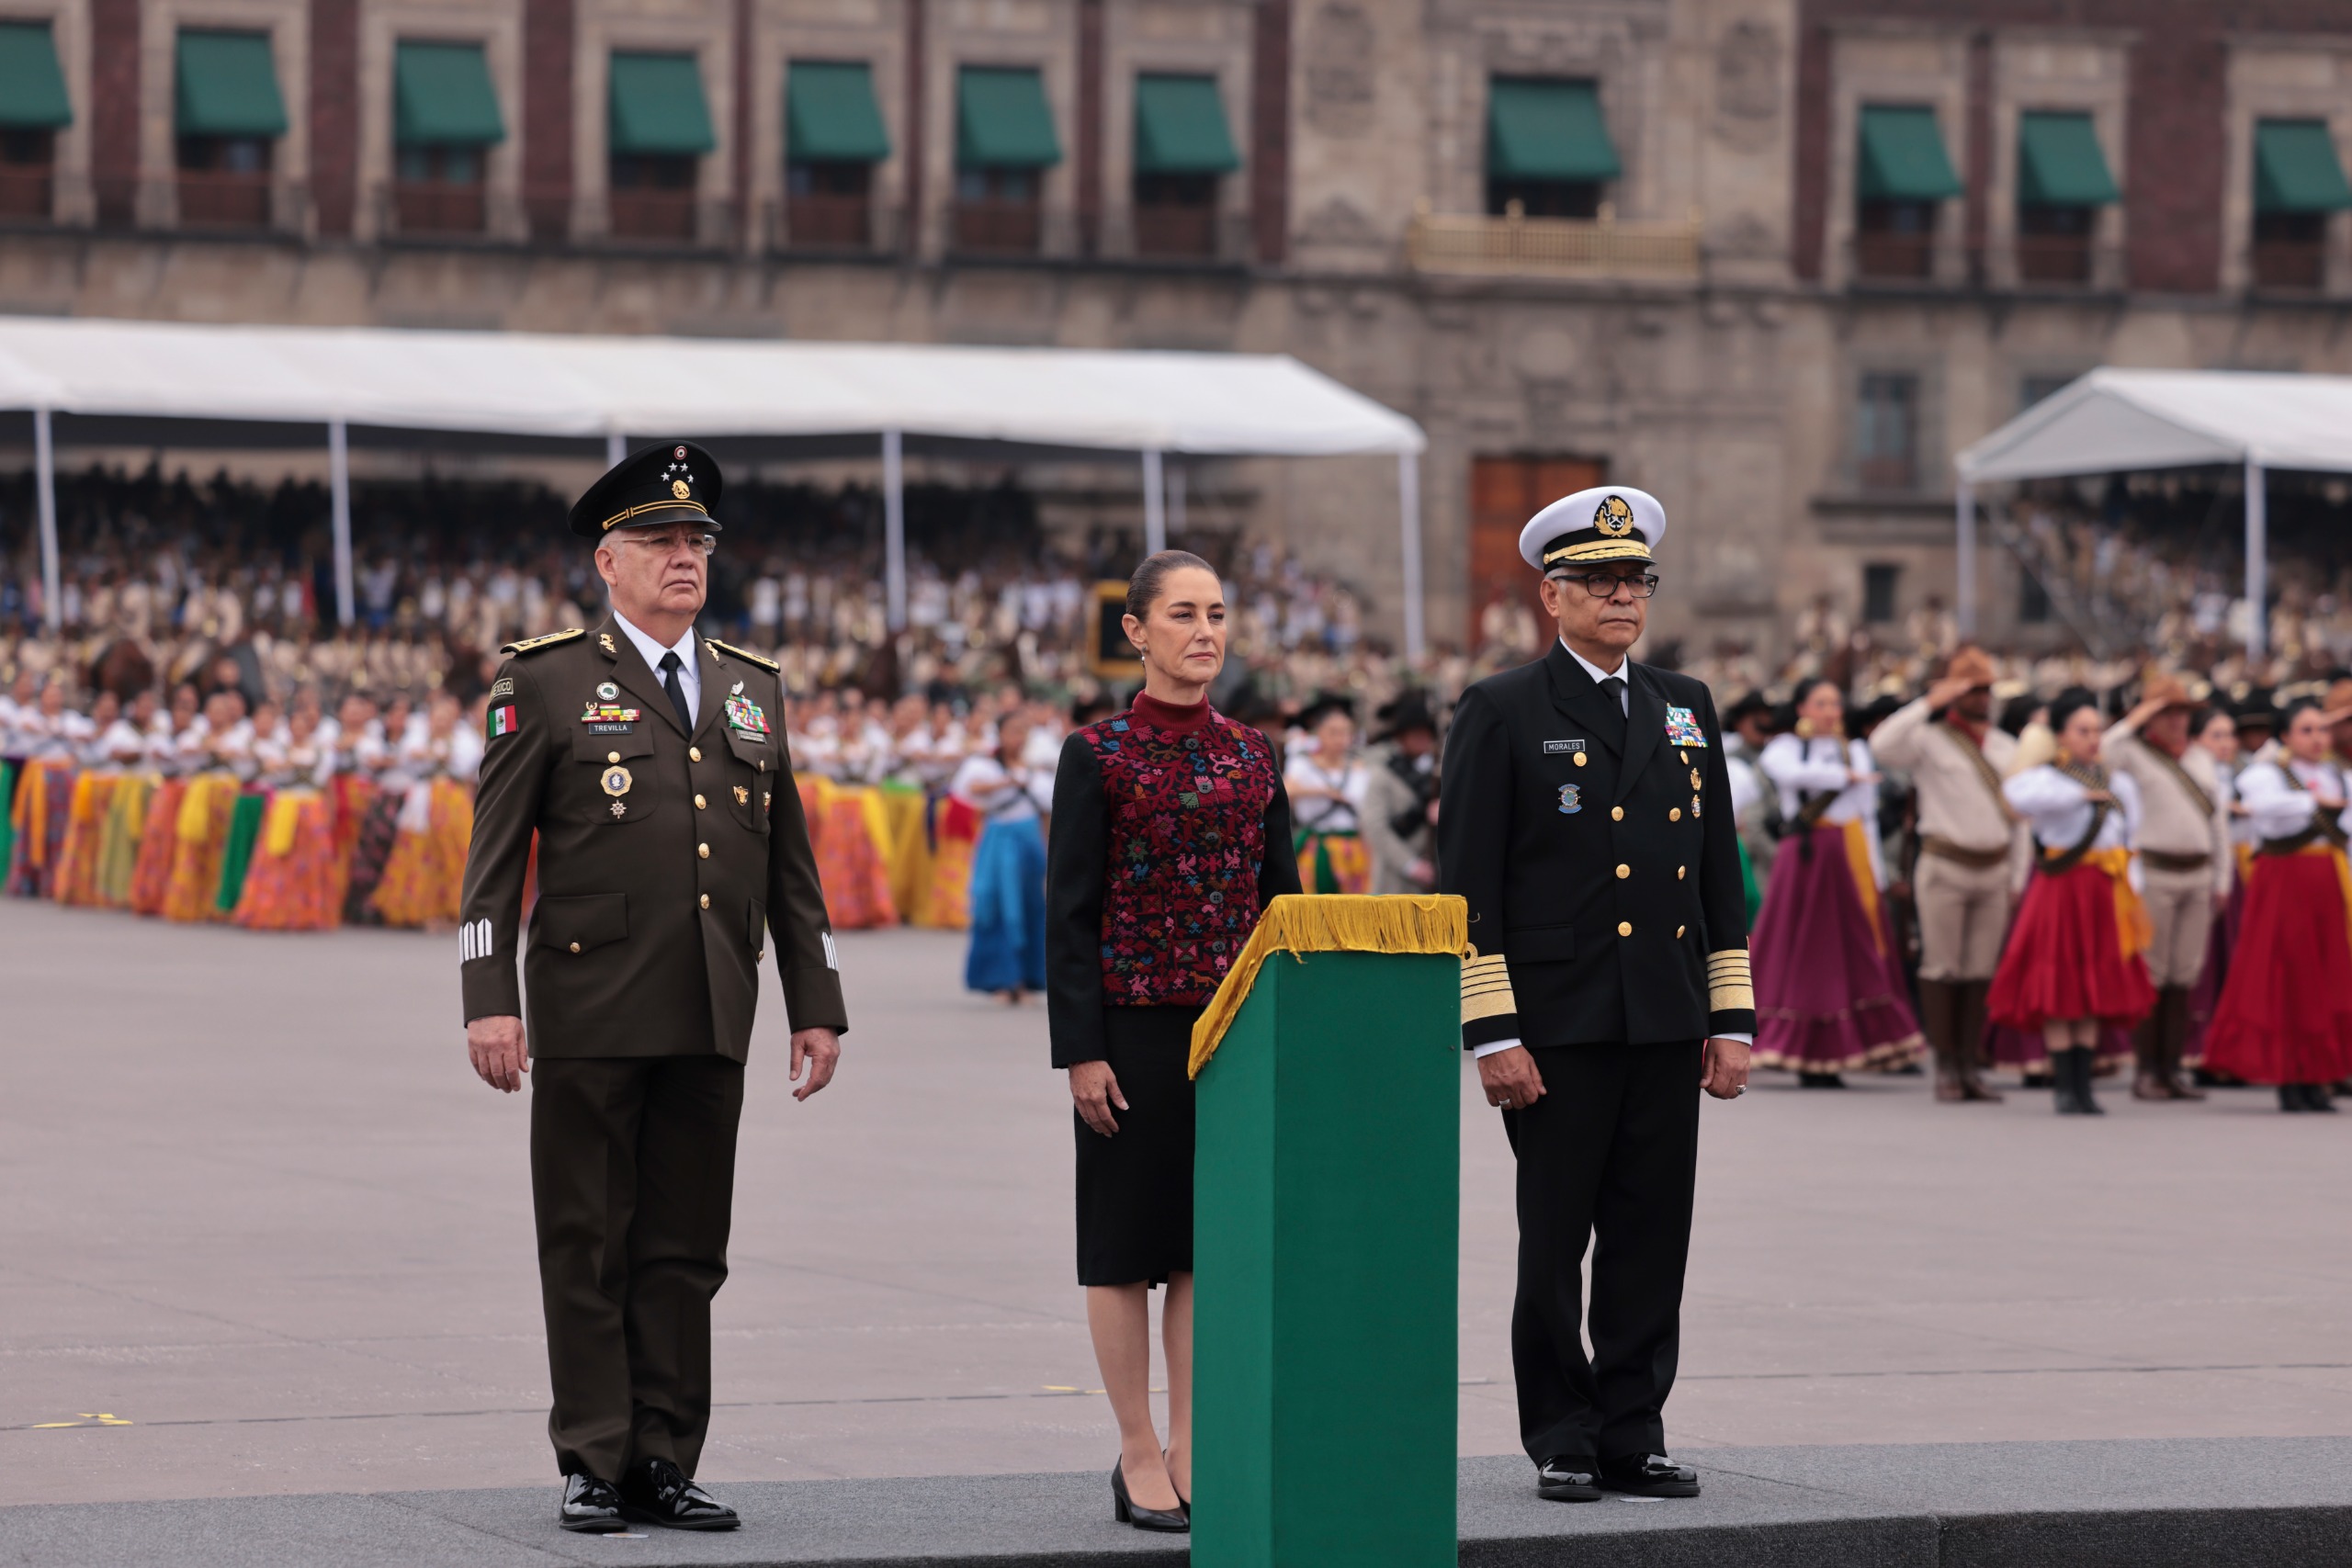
[5,899,2350,1509]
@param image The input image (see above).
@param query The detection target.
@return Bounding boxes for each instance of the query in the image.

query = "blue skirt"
[966,815,1046,993]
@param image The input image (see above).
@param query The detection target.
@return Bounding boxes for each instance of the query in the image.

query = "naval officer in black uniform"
[1439,485,1753,1503]
[458,442,847,1534]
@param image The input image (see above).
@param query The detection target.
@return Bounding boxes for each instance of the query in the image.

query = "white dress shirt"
[1478,639,1750,1058]
[1563,640,1629,713]
[614,611,699,724]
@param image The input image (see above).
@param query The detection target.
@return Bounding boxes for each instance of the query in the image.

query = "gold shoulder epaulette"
[500,627,585,657]
[705,638,781,673]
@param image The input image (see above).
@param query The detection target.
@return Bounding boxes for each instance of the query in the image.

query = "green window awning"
[1134,73,1238,175]
[2255,118,2352,213]
[0,21,71,130]
[1486,78,1619,182]
[394,41,504,147]
[787,60,890,164]
[1857,105,1962,201]
[609,51,715,156]
[956,65,1060,169]
[2017,110,2117,206]
[175,30,288,139]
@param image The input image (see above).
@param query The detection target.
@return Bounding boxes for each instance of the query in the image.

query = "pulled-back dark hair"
[1125,549,1217,623]
[2047,686,2101,735]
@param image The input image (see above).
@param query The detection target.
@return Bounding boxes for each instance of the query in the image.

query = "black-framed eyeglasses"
[1551,570,1660,600]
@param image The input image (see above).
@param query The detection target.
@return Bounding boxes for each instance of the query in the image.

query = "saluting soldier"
[1870,647,2020,1101]
[458,442,847,1535]
[2103,671,2229,1100]
[1439,486,1752,1506]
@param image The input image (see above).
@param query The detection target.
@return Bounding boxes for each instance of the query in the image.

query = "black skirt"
[1074,1005,1200,1287]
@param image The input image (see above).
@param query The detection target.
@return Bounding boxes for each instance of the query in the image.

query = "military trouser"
[531,1055,744,1483]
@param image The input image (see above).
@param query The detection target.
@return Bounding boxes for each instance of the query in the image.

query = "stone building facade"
[5,0,2352,655]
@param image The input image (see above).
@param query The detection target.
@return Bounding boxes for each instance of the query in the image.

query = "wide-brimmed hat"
[1374,689,1440,740]
[2141,670,2196,711]
[1941,645,1998,690]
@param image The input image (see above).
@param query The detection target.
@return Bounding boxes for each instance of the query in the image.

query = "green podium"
[1190,895,1465,1568]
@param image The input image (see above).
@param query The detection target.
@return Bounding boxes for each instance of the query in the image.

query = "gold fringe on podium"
[1190,894,1467,1077]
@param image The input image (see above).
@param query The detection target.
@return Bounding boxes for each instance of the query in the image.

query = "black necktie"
[1596,675,1628,747]
[659,650,693,733]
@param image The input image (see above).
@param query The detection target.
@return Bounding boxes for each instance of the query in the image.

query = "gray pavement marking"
[6,900,2352,1507]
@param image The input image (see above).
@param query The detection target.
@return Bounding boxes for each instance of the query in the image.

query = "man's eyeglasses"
[616,531,717,558]
[1550,570,1660,600]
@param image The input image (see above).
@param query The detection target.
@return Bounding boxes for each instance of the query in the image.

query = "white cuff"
[1712,1032,1754,1047]
[1472,1037,1522,1059]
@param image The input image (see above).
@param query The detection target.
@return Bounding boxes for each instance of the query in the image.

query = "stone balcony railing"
[1404,201,1703,282]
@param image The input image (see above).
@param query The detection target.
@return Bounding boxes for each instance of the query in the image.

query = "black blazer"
[1438,641,1753,1050]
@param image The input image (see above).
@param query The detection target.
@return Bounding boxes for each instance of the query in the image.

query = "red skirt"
[1751,824,1923,1071]
[2202,850,2352,1086]
[1988,862,2154,1031]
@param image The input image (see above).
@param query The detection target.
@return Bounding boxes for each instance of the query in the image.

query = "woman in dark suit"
[1046,549,1300,1532]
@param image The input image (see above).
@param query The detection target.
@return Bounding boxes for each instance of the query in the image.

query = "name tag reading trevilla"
[581,702,641,735]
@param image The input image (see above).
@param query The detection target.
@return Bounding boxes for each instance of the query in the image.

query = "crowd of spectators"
[7,464,2352,745]
[0,464,1476,735]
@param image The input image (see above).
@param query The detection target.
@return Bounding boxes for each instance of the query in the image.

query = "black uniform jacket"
[1439,641,1754,1050]
[458,615,848,1060]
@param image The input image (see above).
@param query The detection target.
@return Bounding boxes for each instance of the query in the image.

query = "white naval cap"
[1518,485,1668,574]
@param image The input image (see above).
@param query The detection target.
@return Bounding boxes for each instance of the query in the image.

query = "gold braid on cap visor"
[1542,537,1655,567]
[601,499,710,533]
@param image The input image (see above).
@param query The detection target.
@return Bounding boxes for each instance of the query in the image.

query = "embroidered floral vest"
[1080,705,1280,1006]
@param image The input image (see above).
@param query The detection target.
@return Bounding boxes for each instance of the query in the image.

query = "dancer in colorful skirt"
[2202,697,2352,1112]
[236,703,344,931]
[2102,673,2230,1100]
[1284,695,1371,894]
[371,691,479,929]
[1989,689,2155,1116]
[1752,678,1923,1086]
[953,705,1052,1000]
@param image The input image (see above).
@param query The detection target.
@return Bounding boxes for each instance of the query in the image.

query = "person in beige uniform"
[2103,671,2230,1101]
[1871,647,2018,1102]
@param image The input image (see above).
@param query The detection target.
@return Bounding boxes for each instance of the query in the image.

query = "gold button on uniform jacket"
[458,617,847,1057]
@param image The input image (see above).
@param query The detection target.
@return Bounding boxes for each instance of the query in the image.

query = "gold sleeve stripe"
[1707,949,1754,1011]
[1461,952,1517,1025]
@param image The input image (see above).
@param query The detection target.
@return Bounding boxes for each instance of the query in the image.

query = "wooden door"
[1468,457,1603,652]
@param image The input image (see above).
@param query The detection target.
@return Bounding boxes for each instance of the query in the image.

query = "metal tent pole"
[1142,449,1166,557]
[1398,450,1425,662]
[1169,460,1187,537]
[606,431,627,465]
[883,430,907,633]
[329,419,355,627]
[34,407,60,636]
[2245,457,2267,665]
[1954,479,1976,638]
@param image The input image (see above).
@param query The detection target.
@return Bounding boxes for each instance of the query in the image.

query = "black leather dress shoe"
[1535,1455,1601,1502]
[1600,1453,1700,1497]
[559,1472,627,1533]
[620,1457,740,1530]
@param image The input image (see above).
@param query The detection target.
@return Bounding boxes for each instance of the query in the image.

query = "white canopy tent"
[1954,367,2352,660]
[0,317,1429,652]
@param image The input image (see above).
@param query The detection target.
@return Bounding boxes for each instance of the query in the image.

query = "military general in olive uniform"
[458,442,846,1535]
[1439,486,1752,1506]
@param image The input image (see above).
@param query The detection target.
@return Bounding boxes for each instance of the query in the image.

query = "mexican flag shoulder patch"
[488,704,519,740]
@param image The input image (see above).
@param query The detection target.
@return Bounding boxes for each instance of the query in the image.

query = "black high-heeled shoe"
[1111,1457,1189,1532]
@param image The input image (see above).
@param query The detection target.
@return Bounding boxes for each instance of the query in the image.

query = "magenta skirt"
[1751,824,1925,1071]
